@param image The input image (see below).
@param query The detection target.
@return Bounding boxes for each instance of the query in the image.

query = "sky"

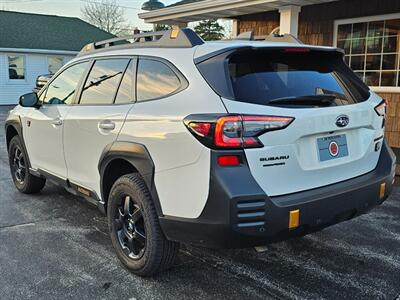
[0,0,179,30]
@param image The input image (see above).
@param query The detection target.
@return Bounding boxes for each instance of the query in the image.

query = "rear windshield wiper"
[269,95,337,107]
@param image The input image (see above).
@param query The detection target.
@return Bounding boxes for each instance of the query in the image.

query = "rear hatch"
[196,46,386,196]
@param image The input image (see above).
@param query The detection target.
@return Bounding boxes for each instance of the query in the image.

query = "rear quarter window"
[136,58,182,101]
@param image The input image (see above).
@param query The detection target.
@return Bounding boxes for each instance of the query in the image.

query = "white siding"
[0,52,75,105]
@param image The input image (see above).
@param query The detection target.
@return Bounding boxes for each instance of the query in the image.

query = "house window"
[336,16,400,88]
[8,55,25,80]
[48,56,64,74]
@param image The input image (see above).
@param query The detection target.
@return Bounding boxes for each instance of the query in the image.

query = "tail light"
[375,99,387,117]
[188,122,211,137]
[185,114,294,149]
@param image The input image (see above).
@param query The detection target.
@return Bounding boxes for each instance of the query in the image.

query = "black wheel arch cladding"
[5,118,32,169]
[98,141,164,216]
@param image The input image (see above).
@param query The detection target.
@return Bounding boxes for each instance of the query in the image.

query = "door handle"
[51,118,63,126]
[99,120,115,130]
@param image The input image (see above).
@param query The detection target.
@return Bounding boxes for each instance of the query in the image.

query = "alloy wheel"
[115,195,146,260]
[12,146,26,184]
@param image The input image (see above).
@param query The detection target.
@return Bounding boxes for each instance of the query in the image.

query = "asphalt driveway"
[0,105,399,300]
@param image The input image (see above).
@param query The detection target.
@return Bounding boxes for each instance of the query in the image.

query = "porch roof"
[139,0,339,24]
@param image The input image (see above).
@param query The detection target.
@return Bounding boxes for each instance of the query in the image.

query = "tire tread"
[8,135,46,194]
[108,173,179,276]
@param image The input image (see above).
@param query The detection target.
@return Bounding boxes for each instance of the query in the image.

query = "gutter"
[138,0,279,23]
[0,48,78,56]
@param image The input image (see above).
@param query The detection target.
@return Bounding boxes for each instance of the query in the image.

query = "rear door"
[63,57,135,197]
[200,47,385,196]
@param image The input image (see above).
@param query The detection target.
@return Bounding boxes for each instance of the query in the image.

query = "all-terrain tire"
[108,173,179,276]
[8,135,46,194]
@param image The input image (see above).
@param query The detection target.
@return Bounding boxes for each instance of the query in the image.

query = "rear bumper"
[159,141,396,248]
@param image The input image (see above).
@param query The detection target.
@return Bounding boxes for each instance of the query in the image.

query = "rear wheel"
[8,135,46,194]
[108,173,179,276]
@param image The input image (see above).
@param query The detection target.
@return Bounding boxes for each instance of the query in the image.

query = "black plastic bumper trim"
[159,141,396,248]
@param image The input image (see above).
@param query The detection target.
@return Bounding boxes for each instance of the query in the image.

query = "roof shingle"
[0,10,115,52]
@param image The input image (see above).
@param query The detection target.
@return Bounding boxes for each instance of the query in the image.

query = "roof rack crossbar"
[78,28,204,56]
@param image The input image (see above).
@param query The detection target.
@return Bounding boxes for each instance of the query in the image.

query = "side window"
[115,60,134,104]
[136,59,181,101]
[80,59,130,105]
[43,61,89,105]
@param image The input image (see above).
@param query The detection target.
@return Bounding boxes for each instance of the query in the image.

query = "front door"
[23,61,90,178]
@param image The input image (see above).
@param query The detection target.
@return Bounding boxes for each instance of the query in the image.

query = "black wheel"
[8,135,46,194]
[108,173,179,276]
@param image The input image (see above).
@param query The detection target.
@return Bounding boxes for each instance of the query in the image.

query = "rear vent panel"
[235,200,267,229]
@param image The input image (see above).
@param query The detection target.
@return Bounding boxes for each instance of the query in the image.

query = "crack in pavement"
[0,217,62,231]
[0,221,36,231]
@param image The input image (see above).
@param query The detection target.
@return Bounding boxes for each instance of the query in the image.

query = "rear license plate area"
[317,134,348,162]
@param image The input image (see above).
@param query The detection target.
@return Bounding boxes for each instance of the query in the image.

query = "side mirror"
[19,93,40,108]
[34,74,52,93]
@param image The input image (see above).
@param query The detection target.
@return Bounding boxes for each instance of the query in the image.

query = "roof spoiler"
[78,27,204,56]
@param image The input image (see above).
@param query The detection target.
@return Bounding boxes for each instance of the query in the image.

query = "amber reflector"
[289,209,300,229]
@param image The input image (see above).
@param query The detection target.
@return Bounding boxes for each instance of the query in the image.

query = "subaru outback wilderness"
[5,28,396,276]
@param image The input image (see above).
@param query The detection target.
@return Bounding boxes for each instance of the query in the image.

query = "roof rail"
[234,31,303,44]
[78,27,204,57]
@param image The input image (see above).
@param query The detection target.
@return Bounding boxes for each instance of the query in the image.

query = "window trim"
[114,59,137,105]
[7,54,27,83]
[135,55,189,103]
[333,13,400,92]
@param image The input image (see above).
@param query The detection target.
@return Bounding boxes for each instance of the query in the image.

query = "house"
[0,10,115,105]
[140,0,400,170]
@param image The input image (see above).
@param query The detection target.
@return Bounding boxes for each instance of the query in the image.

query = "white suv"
[5,28,396,276]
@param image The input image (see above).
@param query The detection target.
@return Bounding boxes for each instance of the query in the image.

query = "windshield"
[197,48,370,107]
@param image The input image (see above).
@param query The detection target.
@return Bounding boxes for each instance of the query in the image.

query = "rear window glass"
[198,48,370,107]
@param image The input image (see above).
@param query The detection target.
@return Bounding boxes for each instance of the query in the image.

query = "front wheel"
[8,135,46,194]
[108,173,179,276]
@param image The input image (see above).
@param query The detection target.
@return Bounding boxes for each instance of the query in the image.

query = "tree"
[194,19,225,41]
[117,26,139,37]
[81,0,126,35]
[154,24,171,31]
